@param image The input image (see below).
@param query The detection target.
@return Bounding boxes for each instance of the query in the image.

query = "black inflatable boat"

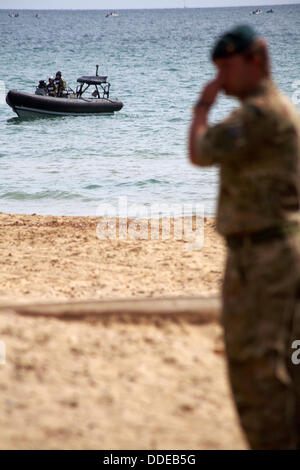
[6,66,123,119]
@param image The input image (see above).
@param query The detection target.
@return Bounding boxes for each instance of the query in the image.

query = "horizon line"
[1,3,299,11]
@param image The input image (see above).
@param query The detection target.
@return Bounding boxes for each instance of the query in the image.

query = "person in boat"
[47,77,56,97]
[54,71,66,97]
[35,79,47,96]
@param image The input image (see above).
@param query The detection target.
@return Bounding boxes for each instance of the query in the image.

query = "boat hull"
[6,90,123,118]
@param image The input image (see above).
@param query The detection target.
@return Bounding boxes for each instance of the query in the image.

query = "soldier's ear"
[251,38,270,74]
[252,54,262,67]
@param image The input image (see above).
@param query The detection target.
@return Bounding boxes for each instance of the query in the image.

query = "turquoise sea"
[0,5,299,216]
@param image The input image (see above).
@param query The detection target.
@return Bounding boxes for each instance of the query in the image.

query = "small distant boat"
[6,65,123,119]
[266,9,274,13]
[35,13,39,18]
[105,11,119,17]
[251,9,263,15]
[8,12,19,17]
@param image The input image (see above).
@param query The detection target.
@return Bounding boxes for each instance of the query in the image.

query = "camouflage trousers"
[222,229,300,449]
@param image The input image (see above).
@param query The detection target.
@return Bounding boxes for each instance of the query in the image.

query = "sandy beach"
[0,213,225,304]
[0,213,247,449]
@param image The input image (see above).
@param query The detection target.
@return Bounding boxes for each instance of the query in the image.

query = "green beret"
[211,25,257,60]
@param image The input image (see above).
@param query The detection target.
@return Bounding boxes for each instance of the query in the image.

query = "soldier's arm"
[189,78,222,166]
[189,103,212,166]
[190,103,263,167]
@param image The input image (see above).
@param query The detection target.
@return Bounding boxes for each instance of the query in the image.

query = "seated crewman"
[36,80,47,95]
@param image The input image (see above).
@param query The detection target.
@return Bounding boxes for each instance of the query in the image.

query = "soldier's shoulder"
[277,92,300,127]
[245,89,299,127]
[243,94,269,119]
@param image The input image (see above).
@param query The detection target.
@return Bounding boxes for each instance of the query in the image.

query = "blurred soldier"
[54,71,66,97]
[189,25,300,449]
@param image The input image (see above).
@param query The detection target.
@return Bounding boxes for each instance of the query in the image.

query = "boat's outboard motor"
[35,80,47,96]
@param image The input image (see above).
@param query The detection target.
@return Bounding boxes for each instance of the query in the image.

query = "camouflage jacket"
[195,79,300,236]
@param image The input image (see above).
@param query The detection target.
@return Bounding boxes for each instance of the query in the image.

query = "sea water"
[0,5,299,217]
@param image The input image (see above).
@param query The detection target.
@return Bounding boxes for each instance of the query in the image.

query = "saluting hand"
[189,77,221,165]
[194,77,222,113]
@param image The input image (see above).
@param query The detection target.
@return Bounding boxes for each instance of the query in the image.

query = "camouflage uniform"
[54,78,66,97]
[195,78,300,449]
